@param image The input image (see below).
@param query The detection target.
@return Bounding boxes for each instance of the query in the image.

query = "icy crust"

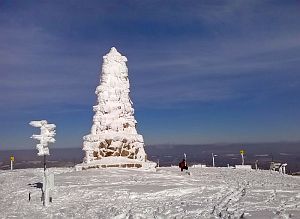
[81,47,148,167]
[2,168,300,218]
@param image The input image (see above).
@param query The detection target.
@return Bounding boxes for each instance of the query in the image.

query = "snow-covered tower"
[78,47,154,170]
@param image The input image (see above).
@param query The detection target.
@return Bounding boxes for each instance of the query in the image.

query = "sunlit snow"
[1,167,299,218]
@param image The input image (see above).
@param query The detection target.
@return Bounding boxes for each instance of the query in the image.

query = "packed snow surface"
[1,167,299,218]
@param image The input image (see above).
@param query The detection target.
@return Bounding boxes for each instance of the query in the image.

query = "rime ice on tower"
[78,47,154,169]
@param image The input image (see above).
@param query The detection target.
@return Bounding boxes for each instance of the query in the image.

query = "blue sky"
[0,0,300,150]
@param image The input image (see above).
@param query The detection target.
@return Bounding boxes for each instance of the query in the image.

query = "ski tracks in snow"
[1,167,300,218]
[196,170,249,219]
[209,183,247,218]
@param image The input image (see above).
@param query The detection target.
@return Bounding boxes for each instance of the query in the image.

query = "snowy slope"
[0,167,299,218]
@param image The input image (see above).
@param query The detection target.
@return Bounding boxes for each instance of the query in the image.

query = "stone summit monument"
[77,47,155,170]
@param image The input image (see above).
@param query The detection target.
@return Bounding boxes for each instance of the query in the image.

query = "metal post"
[43,154,47,206]
[212,153,215,167]
[10,156,14,170]
[241,153,244,165]
[44,172,49,207]
[44,155,46,172]
[183,153,187,167]
[42,176,45,206]
[10,160,13,170]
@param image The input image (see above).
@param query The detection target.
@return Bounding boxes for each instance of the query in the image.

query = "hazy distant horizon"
[1,142,299,172]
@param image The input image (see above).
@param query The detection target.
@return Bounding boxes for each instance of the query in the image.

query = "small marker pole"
[241,153,244,165]
[240,150,245,165]
[10,156,14,170]
[184,153,187,166]
[212,153,215,167]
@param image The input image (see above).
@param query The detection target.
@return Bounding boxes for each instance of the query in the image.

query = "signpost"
[10,156,14,170]
[240,150,245,165]
[30,120,56,206]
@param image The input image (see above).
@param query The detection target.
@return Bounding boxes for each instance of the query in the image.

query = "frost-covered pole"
[29,120,56,206]
[44,155,46,172]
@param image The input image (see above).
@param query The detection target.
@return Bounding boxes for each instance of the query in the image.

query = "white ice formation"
[29,120,56,156]
[78,47,154,170]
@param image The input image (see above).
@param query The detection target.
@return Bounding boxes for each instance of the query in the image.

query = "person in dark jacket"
[179,159,188,171]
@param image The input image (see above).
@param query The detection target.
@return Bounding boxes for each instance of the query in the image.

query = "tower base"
[75,157,156,171]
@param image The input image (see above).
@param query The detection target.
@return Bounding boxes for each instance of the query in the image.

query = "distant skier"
[179,159,188,172]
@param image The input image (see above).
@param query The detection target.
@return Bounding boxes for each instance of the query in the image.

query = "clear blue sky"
[0,0,300,150]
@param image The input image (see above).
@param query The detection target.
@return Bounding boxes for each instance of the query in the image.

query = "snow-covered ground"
[0,167,299,218]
